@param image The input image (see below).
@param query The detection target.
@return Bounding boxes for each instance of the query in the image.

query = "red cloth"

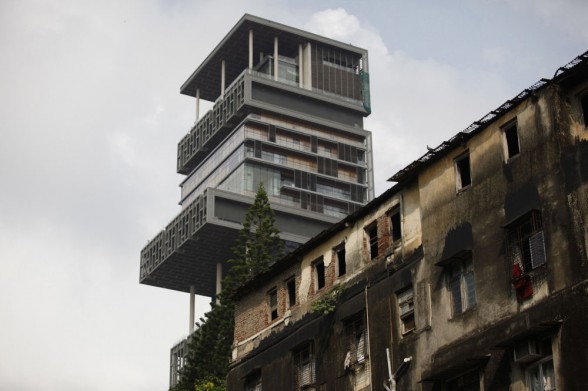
[512,263,533,300]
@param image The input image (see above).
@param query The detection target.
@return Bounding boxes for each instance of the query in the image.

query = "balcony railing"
[177,68,368,175]
[177,73,247,174]
[140,192,207,281]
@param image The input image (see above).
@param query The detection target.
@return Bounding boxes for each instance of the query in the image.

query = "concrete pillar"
[248,29,253,70]
[303,43,312,90]
[298,44,303,88]
[189,285,195,334]
[195,88,200,124]
[216,262,223,304]
[221,60,226,98]
[273,37,278,81]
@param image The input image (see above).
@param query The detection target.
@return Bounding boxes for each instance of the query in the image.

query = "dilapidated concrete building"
[226,51,588,391]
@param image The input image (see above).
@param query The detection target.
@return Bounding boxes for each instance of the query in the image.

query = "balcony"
[177,69,369,175]
[140,188,339,295]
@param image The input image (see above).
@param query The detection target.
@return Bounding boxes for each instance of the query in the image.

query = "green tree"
[172,183,283,391]
[223,182,284,298]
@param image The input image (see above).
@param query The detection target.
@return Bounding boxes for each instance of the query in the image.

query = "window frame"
[294,343,316,389]
[313,257,326,292]
[454,151,472,191]
[447,257,477,316]
[286,276,296,308]
[244,370,262,391]
[397,287,415,335]
[365,223,378,260]
[389,206,402,244]
[526,356,556,391]
[268,287,278,321]
[335,243,346,277]
[505,210,546,301]
[502,119,520,161]
[506,210,546,274]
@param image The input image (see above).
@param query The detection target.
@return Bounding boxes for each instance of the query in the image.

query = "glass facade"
[179,116,369,217]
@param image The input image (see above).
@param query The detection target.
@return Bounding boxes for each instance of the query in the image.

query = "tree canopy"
[172,183,283,391]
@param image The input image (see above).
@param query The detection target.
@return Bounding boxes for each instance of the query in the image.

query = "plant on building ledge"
[311,285,345,315]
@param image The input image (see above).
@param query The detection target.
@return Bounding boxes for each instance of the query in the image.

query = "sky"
[0,0,586,390]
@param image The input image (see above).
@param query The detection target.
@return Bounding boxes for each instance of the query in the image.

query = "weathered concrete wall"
[228,62,588,391]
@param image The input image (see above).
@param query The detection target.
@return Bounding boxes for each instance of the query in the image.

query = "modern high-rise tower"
[138,14,374,386]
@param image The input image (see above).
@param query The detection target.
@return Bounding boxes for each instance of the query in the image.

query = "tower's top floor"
[180,14,370,110]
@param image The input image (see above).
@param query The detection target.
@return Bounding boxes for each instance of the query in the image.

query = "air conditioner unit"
[513,339,542,363]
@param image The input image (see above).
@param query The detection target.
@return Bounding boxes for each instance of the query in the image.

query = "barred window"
[506,210,546,273]
[506,210,546,301]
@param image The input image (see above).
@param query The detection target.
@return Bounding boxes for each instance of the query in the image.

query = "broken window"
[366,223,378,259]
[335,244,346,277]
[527,357,556,391]
[344,312,368,367]
[397,287,415,334]
[268,288,278,321]
[506,210,546,300]
[244,370,262,391]
[390,206,402,243]
[447,257,476,316]
[314,257,326,291]
[503,120,520,160]
[294,343,315,389]
[455,152,471,191]
[286,277,296,308]
[344,312,370,390]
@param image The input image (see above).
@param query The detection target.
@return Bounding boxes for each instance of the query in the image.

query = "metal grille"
[140,192,207,280]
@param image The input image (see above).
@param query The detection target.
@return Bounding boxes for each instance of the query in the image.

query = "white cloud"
[306,8,511,193]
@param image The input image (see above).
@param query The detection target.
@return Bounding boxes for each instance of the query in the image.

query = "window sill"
[449,306,477,321]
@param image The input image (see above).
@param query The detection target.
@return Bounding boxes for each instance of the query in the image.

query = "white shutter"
[529,231,546,268]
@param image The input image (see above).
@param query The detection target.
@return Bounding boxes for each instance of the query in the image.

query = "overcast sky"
[0,1,586,390]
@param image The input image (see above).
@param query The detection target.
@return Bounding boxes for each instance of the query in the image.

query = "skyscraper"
[138,14,373,386]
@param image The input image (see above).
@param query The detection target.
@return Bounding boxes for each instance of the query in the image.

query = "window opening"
[390,207,402,243]
[448,257,476,315]
[366,224,378,259]
[286,277,296,308]
[344,313,368,367]
[527,357,556,391]
[268,288,278,321]
[245,371,262,391]
[344,312,370,389]
[397,287,415,334]
[294,343,315,389]
[314,257,326,291]
[455,152,471,190]
[336,245,346,276]
[503,120,520,159]
[506,211,546,300]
